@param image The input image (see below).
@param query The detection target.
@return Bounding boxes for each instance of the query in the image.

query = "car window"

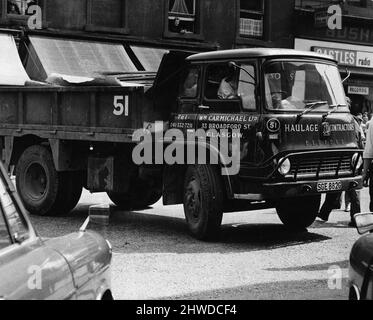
[237,64,257,111]
[180,66,200,98]
[0,177,29,242]
[0,209,11,250]
[205,64,239,100]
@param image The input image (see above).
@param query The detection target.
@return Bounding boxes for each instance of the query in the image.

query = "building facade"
[0,0,295,51]
[294,0,373,115]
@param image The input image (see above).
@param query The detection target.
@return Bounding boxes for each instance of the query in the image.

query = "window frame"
[179,64,202,100]
[0,201,13,252]
[262,58,348,113]
[1,0,47,27]
[237,0,265,40]
[86,0,129,34]
[201,61,259,113]
[164,0,204,41]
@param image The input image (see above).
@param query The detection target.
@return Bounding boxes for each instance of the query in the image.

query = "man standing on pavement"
[363,117,373,213]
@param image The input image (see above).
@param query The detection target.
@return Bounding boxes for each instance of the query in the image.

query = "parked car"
[0,161,113,300]
[349,213,373,300]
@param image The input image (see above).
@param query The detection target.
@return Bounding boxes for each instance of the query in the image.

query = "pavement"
[30,188,371,300]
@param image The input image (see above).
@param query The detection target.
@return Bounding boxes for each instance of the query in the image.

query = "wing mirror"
[354,213,373,235]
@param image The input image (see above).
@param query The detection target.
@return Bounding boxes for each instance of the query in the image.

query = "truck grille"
[289,154,353,178]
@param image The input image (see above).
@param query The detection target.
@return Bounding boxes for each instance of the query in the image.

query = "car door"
[0,172,76,300]
[169,64,201,134]
[198,61,261,170]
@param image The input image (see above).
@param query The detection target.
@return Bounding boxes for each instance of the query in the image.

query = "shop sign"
[312,46,373,69]
[348,86,370,96]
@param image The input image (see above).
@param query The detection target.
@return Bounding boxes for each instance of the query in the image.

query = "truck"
[0,34,364,240]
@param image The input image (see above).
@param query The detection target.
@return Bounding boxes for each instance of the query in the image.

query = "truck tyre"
[276,195,321,230]
[183,165,224,241]
[107,180,162,210]
[16,145,69,216]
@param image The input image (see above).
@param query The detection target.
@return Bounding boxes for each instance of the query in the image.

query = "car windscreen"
[0,207,11,251]
[0,176,29,243]
[264,61,348,111]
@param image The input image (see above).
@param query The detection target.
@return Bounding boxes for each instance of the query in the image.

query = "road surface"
[30,189,371,300]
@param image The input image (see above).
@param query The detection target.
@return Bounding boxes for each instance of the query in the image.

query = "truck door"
[169,65,201,133]
[198,62,261,167]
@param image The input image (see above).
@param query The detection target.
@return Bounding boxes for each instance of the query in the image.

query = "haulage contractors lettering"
[284,123,354,133]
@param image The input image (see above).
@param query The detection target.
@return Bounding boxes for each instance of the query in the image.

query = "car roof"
[187,48,337,63]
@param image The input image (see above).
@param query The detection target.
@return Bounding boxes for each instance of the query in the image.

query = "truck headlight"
[278,158,291,176]
[352,153,363,170]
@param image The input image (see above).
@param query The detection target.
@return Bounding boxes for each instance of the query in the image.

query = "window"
[237,65,257,110]
[239,0,264,38]
[204,63,257,110]
[205,64,237,100]
[1,0,46,28]
[0,175,29,245]
[180,66,200,98]
[264,61,347,111]
[0,209,11,251]
[167,0,199,34]
[86,0,128,33]
[6,0,37,15]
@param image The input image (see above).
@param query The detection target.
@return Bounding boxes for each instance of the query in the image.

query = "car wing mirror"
[354,213,373,235]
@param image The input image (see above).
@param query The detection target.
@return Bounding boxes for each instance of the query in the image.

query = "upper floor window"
[295,0,373,18]
[168,0,198,34]
[2,0,45,28]
[86,0,128,33]
[239,0,264,38]
[6,0,37,16]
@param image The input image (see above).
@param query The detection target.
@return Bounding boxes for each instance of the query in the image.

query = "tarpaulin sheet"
[27,36,138,81]
[0,33,30,86]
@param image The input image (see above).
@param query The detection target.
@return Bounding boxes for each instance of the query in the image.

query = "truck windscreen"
[264,61,347,112]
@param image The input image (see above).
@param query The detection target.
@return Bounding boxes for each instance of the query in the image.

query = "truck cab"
[163,48,363,239]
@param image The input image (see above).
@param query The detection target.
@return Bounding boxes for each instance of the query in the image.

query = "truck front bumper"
[234,176,363,201]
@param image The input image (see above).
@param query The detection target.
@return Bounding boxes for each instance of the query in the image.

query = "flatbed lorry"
[0,35,363,240]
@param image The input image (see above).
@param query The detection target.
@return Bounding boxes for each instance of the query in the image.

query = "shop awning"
[0,33,30,85]
[25,36,138,81]
[130,46,169,72]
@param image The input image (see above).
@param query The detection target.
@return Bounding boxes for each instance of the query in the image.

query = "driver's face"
[271,93,282,109]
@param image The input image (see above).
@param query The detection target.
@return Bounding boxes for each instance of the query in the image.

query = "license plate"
[317,181,343,192]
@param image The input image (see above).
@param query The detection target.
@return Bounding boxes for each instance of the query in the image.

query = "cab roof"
[187,48,337,63]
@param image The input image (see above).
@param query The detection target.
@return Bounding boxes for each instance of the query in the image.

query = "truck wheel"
[276,195,321,230]
[107,180,162,210]
[16,145,68,216]
[183,165,224,241]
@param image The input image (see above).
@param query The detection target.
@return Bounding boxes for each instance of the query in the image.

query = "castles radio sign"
[312,46,373,69]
